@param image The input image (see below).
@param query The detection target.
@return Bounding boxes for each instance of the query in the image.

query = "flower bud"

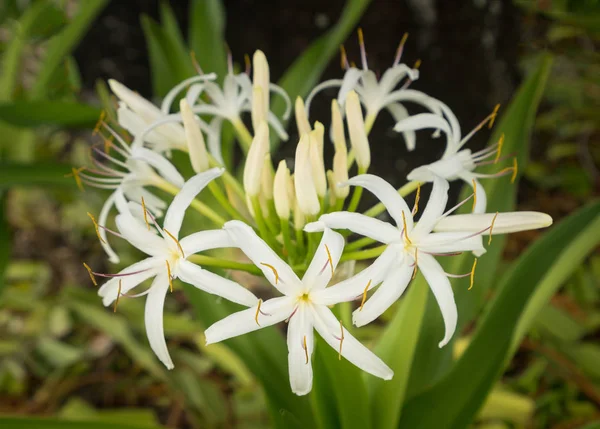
[251,86,265,134]
[309,124,327,198]
[243,121,269,197]
[331,99,347,152]
[261,154,275,200]
[295,97,311,136]
[346,90,371,170]
[273,160,291,219]
[333,144,349,199]
[180,99,209,173]
[294,134,320,216]
[251,50,269,132]
[326,170,337,206]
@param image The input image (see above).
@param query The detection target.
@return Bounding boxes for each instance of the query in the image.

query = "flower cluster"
[80,37,552,396]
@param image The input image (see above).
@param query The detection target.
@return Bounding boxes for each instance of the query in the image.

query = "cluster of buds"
[78,34,552,396]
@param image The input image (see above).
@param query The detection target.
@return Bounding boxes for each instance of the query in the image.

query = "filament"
[113,279,122,312]
[83,262,97,286]
[87,212,106,243]
[324,244,334,277]
[338,319,344,360]
[393,32,409,66]
[412,249,418,280]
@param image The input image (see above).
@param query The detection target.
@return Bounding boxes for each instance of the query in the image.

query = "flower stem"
[187,254,262,275]
[251,197,280,251]
[340,244,387,262]
[156,180,226,226]
[347,166,367,212]
[280,218,296,263]
[231,118,253,153]
[208,181,247,222]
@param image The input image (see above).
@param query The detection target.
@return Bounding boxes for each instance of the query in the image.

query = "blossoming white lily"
[305,174,552,347]
[92,169,258,369]
[205,221,393,395]
[395,104,517,213]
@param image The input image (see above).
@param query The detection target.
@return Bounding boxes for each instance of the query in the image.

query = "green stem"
[345,236,375,252]
[187,254,262,275]
[156,180,226,226]
[280,218,296,263]
[251,197,279,250]
[340,245,387,262]
[295,227,306,258]
[347,166,367,212]
[208,181,246,222]
[231,118,253,153]
[363,180,421,218]
[207,154,246,201]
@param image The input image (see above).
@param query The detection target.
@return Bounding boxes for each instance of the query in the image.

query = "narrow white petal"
[386,103,416,151]
[302,228,345,291]
[109,79,162,123]
[207,116,225,165]
[97,192,120,263]
[411,176,449,238]
[115,213,167,257]
[336,68,364,108]
[160,74,216,113]
[116,105,160,144]
[130,147,185,187]
[418,232,485,254]
[378,64,416,95]
[205,296,295,344]
[98,257,161,305]
[269,83,291,119]
[223,221,301,295]
[305,212,399,244]
[417,253,457,348]
[353,261,412,327]
[312,305,393,380]
[144,273,173,369]
[347,175,414,230]
[267,110,289,141]
[177,260,257,306]
[163,168,224,237]
[433,212,553,235]
[393,113,452,140]
[179,229,234,255]
[287,307,314,396]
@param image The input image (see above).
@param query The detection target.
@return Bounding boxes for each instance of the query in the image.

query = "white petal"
[312,305,393,380]
[144,273,173,369]
[393,113,452,140]
[411,176,449,238]
[97,192,120,263]
[115,213,167,257]
[179,229,234,255]
[305,212,399,244]
[378,65,417,95]
[98,257,162,305]
[312,245,401,305]
[163,168,224,237]
[466,176,487,214]
[267,110,289,141]
[204,296,295,344]
[160,74,217,113]
[287,307,314,396]
[433,212,553,235]
[417,253,457,348]
[130,147,185,187]
[337,68,364,108]
[418,232,485,255]
[352,261,412,327]
[269,83,291,119]
[305,80,343,116]
[223,221,301,295]
[117,105,161,145]
[177,260,257,306]
[302,228,345,291]
[207,117,225,165]
[386,103,416,151]
[347,175,414,231]
[109,79,162,123]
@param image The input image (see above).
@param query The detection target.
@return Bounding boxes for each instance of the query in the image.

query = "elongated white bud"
[253,50,270,111]
[346,90,371,170]
[331,99,346,152]
[180,99,209,172]
[309,124,327,198]
[295,97,312,136]
[433,212,553,234]
[251,86,265,134]
[333,144,349,198]
[289,180,306,230]
[243,121,269,196]
[274,160,291,219]
[326,170,337,206]
[294,134,320,216]
[261,154,275,200]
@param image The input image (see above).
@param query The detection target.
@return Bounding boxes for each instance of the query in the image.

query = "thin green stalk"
[265,199,281,235]
[208,154,246,201]
[156,180,226,226]
[251,197,279,250]
[231,118,253,153]
[208,181,247,222]
[295,227,306,258]
[347,166,367,212]
[363,180,421,218]
[345,236,375,252]
[187,254,262,275]
[340,245,387,262]
[280,218,296,263]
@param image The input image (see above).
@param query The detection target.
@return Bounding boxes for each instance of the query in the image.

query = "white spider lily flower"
[346,91,371,170]
[205,221,393,395]
[76,126,184,263]
[294,134,320,216]
[274,160,291,219]
[396,104,517,213]
[244,122,270,197]
[180,99,209,173]
[94,169,258,369]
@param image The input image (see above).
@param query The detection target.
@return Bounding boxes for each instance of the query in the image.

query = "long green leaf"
[157,2,195,83]
[0,417,163,429]
[0,163,75,188]
[0,193,9,297]
[398,201,600,429]
[141,15,176,98]
[188,0,227,80]
[406,54,553,397]
[0,101,101,127]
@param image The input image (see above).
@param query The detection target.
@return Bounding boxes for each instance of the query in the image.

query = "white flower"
[205,221,393,395]
[305,174,552,347]
[76,126,185,263]
[93,169,258,369]
[395,104,516,213]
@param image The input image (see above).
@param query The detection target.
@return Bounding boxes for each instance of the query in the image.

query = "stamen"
[87,212,106,244]
[412,249,418,280]
[412,183,421,215]
[494,134,504,164]
[302,335,309,364]
[260,262,279,284]
[489,104,500,129]
[413,59,422,69]
[488,212,499,245]
[93,111,106,136]
[141,197,150,230]
[458,105,502,148]
[166,260,173,293]
[441,193,474,218]
[324,244,334,277]
[190,50,203,75]
[113,279,122,312]
[285,306,299,323]
[472,179,477,212]
[244,53,251,75]
[401,211,412,245]
[469,258,478,290]
[359,279,372,311]
[340,45,349,70]
[67,167,85,191]
[511,157,518,183]
[163,228,185,258]
[338,319,344,360]
[255,299,263,326]
[357,28,367,70]
[83,262,97,286]
[103,135,114,154]
[393,32,409,66]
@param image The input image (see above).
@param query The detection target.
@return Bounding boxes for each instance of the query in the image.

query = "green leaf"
[158,2,195,82]
[272,0,371,148]
[141,15,176,98]
[0,101,101,128]
[0,417,163,429]
[30,0,109,99]
[0,163,75,188]
[188,0,227,80]
[59,397,160,428]
[398,201,600,429]
[406,53,554,397]
[0,193,9,297]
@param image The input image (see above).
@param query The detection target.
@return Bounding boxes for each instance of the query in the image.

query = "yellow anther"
[260,262,279,284]
[401,211,412,245]
[163,228,185,258]
[83,262,97,286]
[488,104,500,129]
[412,249,419,280]
[350,61,357,68]
[494,134,505,164]
[413,59,422,69]
[468,258,478,290]
[114,279,122,313]
[396,32,409,56]
[488,212,499,245]
[324,244,334,277]
[254,299,263,326]
[165,260,173,293]
[511,157,518,184]
[338,319,344,361]
[103,136,114,154]
[93,110,106,135]
[357,27,365,47]
[412,183,421,215]
[302,335,309,364]
[359,279,372,311]
[141,197,150,230]
[244,53,251,73]
[340,45,348,69]
[68,167,85,191]
[471,179,477,212]
[87,212,106,244]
